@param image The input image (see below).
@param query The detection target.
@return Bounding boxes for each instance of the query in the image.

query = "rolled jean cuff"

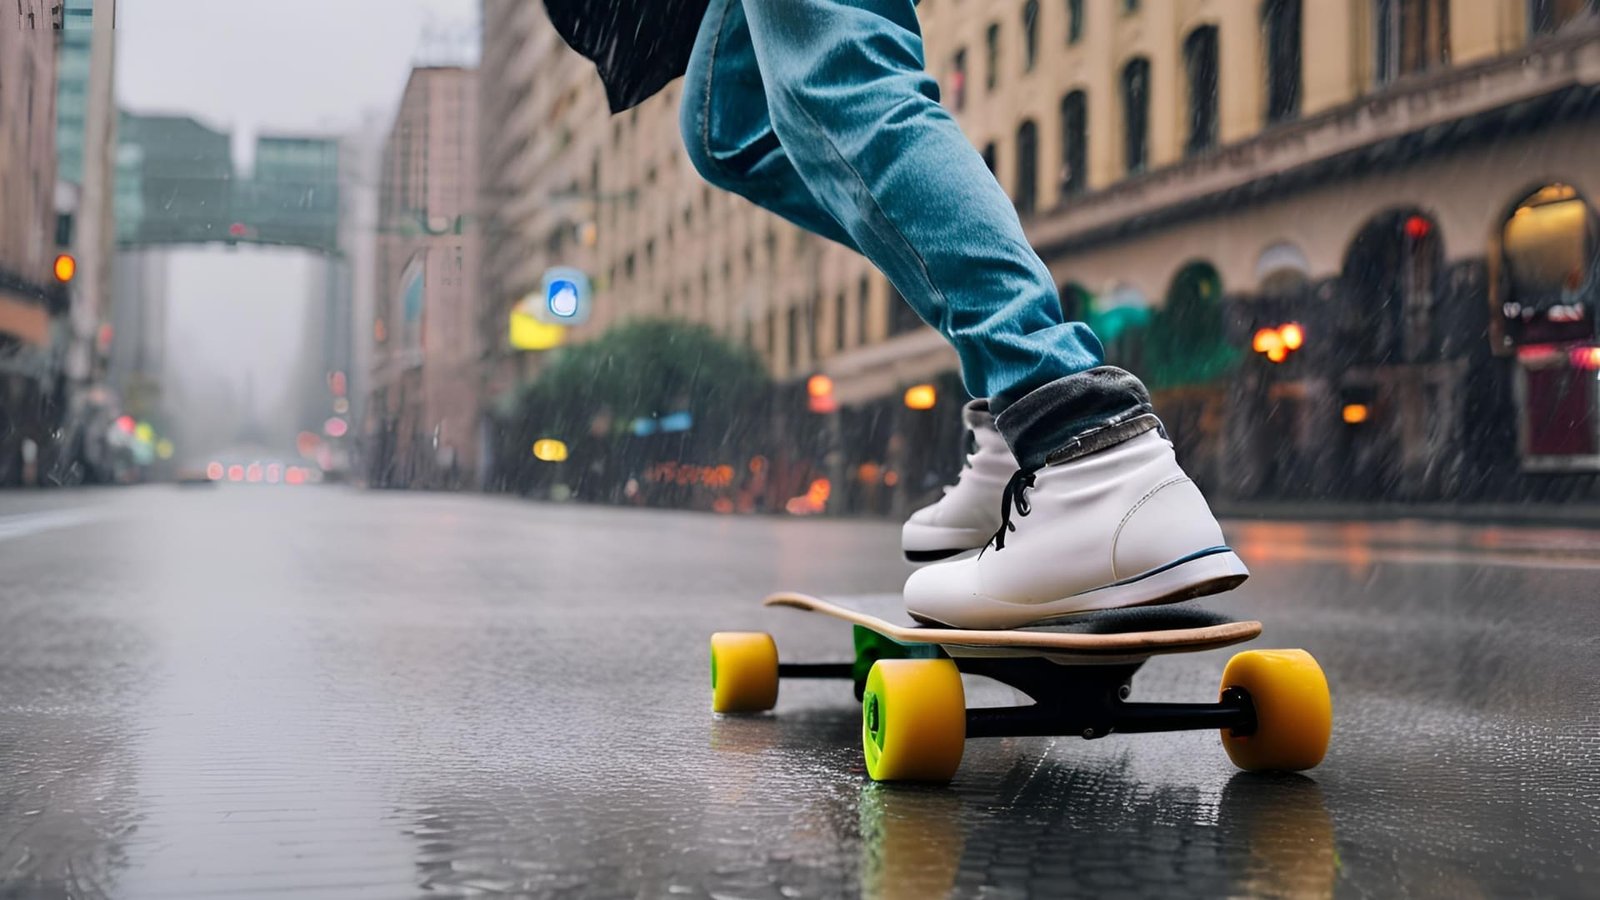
[993,367,1161,470]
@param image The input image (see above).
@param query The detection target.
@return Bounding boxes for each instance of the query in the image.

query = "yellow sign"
[532,438,569,462]
[510,308,565,351]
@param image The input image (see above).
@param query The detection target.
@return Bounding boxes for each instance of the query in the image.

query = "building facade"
[368,66,482,489]
[57,0,121,484]
[0,3,64,485]
[479,1,1600,510]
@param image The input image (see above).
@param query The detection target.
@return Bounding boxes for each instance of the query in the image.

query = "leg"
[681,0,860,251]
[735,0,1153,466]
[736,0,1245,626]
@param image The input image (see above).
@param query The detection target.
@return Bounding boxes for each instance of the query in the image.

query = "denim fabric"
[679,0,1151,466]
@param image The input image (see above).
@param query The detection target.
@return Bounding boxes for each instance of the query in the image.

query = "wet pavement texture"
[1,486,1597,898]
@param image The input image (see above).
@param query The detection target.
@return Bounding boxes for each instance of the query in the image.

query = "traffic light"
[807,374,836,413]
[53,253,76,283]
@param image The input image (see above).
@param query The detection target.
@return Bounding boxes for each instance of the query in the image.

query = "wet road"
[1,486,1597,898]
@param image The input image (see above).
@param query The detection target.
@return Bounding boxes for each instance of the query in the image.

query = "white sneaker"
[902,400,1018,563]
[903,428,1248,629]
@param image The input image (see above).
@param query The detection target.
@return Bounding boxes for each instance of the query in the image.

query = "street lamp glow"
[903,384,937,410]
[53,253,76,283]
[1280,322,1304,351]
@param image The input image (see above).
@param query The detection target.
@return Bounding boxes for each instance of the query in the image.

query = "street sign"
[535,267,591,325]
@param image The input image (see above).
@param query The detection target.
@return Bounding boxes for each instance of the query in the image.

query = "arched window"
[1023,1,1041,72]
[1184,26,1220,156]
[1149,263,1233,388]
[1374,0,1450,86]
[1499,183,1599,346]
[1263,0,1302,124]
[1340,210,1443,363]
[1060,90,1088,195]
[1121,57,1151,174]
[1015,119,1039,214]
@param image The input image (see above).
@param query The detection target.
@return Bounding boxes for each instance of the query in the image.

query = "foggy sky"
[116,0,476,458]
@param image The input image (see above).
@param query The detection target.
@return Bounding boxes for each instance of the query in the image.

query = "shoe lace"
[986,468,1037,553]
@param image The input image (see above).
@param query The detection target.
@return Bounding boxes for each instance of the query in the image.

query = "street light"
[53,253,76,283]
[903,384,937,410]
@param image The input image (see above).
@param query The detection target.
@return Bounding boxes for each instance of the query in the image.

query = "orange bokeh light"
[903,384,937,410]
[1280,322,1304,350]
[53,254,76,283]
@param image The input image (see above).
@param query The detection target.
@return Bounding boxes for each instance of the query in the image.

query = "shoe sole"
[909,548,1251,630]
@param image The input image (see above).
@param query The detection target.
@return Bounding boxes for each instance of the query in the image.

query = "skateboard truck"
[957,658,1258,740]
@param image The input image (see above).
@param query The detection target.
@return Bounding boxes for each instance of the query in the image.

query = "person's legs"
[727,0,1245,626]
[735,0,1154,463]
[680,0,860,251]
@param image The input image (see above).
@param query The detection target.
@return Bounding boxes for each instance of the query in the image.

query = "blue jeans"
[680,0,1157,469]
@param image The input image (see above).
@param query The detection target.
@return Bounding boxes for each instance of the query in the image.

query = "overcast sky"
[116,0,478,456]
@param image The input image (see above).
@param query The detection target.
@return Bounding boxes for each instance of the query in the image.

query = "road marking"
[0,508,107,544]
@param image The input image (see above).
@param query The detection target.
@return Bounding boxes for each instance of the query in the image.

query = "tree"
[497,318,772,502]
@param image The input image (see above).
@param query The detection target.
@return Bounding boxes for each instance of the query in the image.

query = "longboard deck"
[765,592,1260,663]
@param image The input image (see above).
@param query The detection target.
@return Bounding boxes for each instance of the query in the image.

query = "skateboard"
[709,592,1331,782]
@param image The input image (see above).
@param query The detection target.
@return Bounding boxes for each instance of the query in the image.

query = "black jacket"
[542,0,713,113]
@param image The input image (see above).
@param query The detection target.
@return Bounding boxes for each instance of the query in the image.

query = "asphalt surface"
[1,486,1597,898]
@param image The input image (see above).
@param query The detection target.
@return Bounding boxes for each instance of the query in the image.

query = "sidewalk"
[1214,500,1600,529]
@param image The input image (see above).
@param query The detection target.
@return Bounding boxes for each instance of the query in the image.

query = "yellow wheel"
[861,659,965,782]
[1220,649,1332,772]
[710,632,779,713]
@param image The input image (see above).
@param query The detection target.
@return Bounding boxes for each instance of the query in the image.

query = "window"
[835,291,848,351]
[1058,91,1088,197]
[1067,0,1084,43]
[1184,26,1220,156]
[858,276,872,344]
[1121,57,1150,174]
[950,48,968,111]
[1263,0,1302,123]
[986,23,1001,91]
[982,141,998,175]
[787,305,801,371]
[1375,0,1450,84]
[1015,119,1039,214]
[808,295,820,361]
[1530,0,1598,36]
[1023,1,1040,72]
